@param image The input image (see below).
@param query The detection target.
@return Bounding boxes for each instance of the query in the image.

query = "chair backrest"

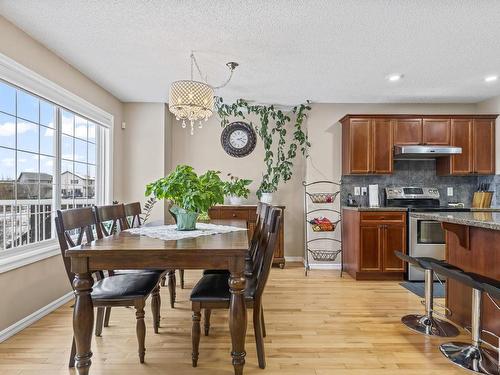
[94,204,129,236]
[124,202,142,228]
[55,207,97,285]
[249,203,270,260]
[252,207,282,300]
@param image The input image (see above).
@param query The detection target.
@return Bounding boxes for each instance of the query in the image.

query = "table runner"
[125,223,247,241]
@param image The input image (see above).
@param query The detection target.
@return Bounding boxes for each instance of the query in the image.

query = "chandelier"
[169,52,238,135]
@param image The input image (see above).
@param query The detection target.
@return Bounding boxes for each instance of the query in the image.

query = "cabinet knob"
[232,213,236,217]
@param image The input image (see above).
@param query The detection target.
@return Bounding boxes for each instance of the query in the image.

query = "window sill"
[0,241,60,274]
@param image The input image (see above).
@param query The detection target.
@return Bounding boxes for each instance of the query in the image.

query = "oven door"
[409,216,446,281]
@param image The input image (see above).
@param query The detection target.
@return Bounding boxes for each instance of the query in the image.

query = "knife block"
[472,192,493,208]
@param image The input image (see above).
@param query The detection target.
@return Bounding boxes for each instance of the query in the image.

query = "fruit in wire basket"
[309,217,335,232]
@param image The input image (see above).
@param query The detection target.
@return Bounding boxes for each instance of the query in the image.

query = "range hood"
[394,145,462,159]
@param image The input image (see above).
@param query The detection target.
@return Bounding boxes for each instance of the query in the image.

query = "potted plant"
[145,165,225,230]
[258,179,277,204]
[223,174,252,205]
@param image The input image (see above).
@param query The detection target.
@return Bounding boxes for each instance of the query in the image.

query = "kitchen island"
[410,211,500,343]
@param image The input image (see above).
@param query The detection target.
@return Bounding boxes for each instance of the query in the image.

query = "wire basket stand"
[303,180,342,276]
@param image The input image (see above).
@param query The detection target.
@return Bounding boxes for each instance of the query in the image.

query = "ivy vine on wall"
[215,97,311,197]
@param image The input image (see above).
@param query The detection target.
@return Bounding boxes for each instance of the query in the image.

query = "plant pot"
[228,195,244,205]
[260,192,273,204]
[169,207,199,231]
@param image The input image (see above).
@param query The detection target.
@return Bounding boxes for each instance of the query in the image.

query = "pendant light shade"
[169,80,214,135]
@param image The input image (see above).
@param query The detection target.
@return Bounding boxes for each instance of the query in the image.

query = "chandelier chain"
[190,51,236,89]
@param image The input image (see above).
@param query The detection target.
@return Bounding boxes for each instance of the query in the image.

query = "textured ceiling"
[1,0,500,105]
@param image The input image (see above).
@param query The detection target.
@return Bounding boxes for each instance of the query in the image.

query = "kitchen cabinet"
[340,114,497,176]
[208,205,286,268]
[422,118,450,145]
[393,118,422,145]
[436,117,495,175]
[394,118,450,145]
[342,209,406,280]
[473,118,495,174]
[341,117,393,174]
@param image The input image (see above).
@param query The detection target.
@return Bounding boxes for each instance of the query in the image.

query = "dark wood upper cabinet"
[473,119,495,174]
[371,118,393,174]
[341,114,497,176]
[437,117,496,175]
[393,118,422,145]
[422,118,450,145]
[348,118,371,174]
[341,117,392,175]
[450,119,473,174]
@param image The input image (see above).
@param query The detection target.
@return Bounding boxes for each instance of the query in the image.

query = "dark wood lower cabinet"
[209,205,286,268]
[343,209,406,280]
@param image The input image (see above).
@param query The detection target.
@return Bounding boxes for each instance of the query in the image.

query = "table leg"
[73,271,94,374]
[229,267,247,375]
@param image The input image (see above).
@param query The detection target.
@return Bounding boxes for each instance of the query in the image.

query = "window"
[0,79,109,254]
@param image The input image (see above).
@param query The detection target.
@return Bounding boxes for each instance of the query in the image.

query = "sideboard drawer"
[218,209,249,221]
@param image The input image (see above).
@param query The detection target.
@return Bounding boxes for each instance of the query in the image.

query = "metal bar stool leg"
[440,288,499,375]
[401,269,459,337]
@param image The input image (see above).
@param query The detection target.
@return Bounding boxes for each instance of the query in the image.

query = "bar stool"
[394,251,459,337]
[430,262,499,375]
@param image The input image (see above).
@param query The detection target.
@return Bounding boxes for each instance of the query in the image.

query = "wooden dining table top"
[65,219,249,258]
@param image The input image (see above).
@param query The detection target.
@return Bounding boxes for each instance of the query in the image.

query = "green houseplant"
[223,174,252,205]
[145,165,225,230]
[216,97,311,202]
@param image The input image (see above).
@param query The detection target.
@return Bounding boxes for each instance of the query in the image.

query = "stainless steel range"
[385,187,470,281]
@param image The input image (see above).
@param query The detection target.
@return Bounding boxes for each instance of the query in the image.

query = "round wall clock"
[221,121,257,157]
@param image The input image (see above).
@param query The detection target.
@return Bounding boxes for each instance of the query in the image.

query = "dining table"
[65,219,249,375]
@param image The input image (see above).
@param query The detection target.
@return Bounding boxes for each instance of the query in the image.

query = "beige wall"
[476,96,500,174]
[0,16,124,332]
[170,112,307,257]
[121,102,165,221]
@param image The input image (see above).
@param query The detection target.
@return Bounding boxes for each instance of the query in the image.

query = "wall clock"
[221,121,257,157]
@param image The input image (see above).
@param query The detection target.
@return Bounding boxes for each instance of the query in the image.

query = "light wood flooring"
[0,264,469,374]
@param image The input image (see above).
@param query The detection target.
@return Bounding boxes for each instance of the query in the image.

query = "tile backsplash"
[341,160,483,207]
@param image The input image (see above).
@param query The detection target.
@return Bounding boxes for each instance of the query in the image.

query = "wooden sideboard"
[208,205,286,268]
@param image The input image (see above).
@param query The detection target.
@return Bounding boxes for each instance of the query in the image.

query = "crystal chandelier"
[169,52,238,135]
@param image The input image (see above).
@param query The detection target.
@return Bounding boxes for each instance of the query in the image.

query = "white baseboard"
[284,257,341,270]
[0,291,74,343]
[308,263,342,270]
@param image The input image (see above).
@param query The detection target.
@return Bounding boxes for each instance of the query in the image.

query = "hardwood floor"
[0,263,467,374]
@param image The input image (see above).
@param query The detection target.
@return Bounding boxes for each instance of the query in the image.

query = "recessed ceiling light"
[484,75,498,83]
[387,73,404,82]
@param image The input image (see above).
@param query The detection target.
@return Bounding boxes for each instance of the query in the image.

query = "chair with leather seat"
[430,263,499,375]
[123,201,180,307]
[394,251,459,337]
[94,203,165,333]
[190,207,282,369]
[55,207,161,366]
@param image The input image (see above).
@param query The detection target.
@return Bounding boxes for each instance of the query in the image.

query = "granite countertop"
[410,211,500,231]
[342,206,408,212]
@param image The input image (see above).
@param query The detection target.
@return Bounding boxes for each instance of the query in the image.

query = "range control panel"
[385,187,440,200]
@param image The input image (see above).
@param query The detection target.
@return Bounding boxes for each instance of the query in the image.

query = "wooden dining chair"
[55,207,161,366]
[94,203,164,334]
[124,201,181,308]
[203,202,270,277]
[189,207,282,369]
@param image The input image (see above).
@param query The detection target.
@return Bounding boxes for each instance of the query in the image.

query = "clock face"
[221,122,257,157]
[229,130,248,149]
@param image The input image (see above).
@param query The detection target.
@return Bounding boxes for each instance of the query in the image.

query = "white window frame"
[0,52,114,273]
